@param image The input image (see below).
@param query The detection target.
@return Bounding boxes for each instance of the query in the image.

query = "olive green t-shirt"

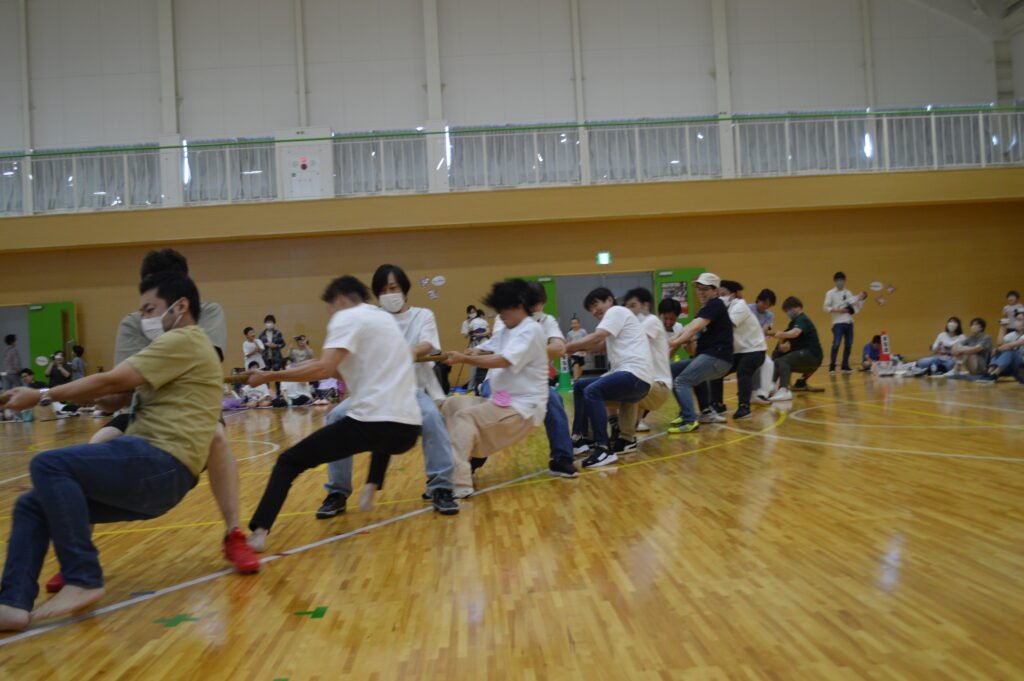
[124,325,222,477]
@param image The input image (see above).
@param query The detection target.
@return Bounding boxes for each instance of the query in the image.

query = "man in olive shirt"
[769,296,824,402]
[0,273,222,631]
[80,249,257,581]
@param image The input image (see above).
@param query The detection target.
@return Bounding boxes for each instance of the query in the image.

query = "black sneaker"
[793,378,808,390]
[581,445,618,469]
[431,489,460,515]
[733,405,752,420]
[712,402,728,415]
[470,457,487,473]
[315,492,347,519]
[610,437,638,454]
[549,458,579,478]
[571,434,593,455]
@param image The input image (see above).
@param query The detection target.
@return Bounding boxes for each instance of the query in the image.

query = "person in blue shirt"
[861,335,882,371]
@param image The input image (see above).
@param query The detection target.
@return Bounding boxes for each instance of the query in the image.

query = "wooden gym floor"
[0,375,1022,680]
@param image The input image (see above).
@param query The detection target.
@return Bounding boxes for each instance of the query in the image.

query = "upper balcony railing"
[1,106,1021,217]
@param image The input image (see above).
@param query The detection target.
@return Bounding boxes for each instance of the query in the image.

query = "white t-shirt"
[243,339,265,369]
[242,383,271,400]
[493,313,564,341]
[823,287,863,326]
[281,381,312,402]
[596,306,653,384]
[672,321,683,335]
[727,298,768,354]
[468,317,489,345]
[323,304,421,426]
[566,327,587,355]
[638,313,672,386]
[392,306,445,402]
[479,318,549,425]
[931,332,965,356]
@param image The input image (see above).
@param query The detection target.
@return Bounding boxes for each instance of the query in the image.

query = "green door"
[27,302,78,381]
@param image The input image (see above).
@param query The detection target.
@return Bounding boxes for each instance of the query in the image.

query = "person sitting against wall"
[861,335,882,371]
[280,359,315,406]
[999,290,1023,338]
[907,317,965,377]
[947,318,993,376]
[979,313,1024,382]
[240,362,275,407]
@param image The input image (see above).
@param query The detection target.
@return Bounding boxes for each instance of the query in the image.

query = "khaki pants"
[441,395,536,490]
[617,381,671,440]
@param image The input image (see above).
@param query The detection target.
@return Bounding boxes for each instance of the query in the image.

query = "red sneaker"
[45,572,65,593]
[223,528,261,574]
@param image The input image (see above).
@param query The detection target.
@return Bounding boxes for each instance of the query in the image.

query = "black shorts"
[105,413,133,433]
[569,355,585,368]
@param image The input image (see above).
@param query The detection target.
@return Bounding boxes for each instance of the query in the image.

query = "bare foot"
[0,604,31,632]
[358,483,379,511]
[247,528,268,553]
[32,585,105,622]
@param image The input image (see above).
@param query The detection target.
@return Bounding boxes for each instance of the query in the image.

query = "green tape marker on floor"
[154,614,199,627]
[293,606,328,619]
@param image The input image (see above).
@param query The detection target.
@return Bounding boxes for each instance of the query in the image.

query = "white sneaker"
[635,420,651,432]
[750,394,771,406]
[769,388,793,402]
[453,486,475,499]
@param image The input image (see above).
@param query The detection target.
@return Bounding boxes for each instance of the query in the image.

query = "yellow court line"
[78,414,791,538]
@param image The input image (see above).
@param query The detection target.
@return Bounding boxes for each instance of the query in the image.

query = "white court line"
[0,467,547,647]
[721,426,1023,463]
[893,394,1024,415]
[788,405,1013,430]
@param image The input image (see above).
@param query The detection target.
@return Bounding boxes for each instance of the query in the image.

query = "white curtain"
[0,157,22,214]
[334,132,428,195]
[31,155,75,212]
[450,126,579,189]
[185,139,276,204]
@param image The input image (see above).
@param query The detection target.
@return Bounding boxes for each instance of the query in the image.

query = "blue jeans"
[480,380,571,461]
[544,387,574,462]
[830,323,854,370]
[673,355,732,424]
[0,437,196,611]
[326,390,454,497]
[990,351,1022,376]
[670,359,712,416]
[915,356,954,373]
[572,372,650,445]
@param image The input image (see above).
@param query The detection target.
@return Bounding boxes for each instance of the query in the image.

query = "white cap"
[694,272,721,287]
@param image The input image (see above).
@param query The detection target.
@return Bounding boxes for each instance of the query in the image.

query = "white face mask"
[142,299,184,341]
[720,294,733,304]
[379,293,405,314]
[947,322,958,333]
[835,279,846,289]
[531,310,545,322]
[970,324,982,334]
[265,322,275,330]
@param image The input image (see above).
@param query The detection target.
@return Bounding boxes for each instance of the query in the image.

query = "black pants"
[249,417,420,532]
[710,351,766,408]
